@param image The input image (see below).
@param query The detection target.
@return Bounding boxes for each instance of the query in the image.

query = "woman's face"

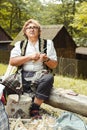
[25,23,40,39]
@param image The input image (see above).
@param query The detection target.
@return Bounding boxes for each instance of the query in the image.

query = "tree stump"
[5,94,32,117]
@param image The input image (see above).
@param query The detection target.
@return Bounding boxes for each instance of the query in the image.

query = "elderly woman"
[9,19,58,119]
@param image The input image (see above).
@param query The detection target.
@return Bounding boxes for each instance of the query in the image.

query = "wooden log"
[45,88,87,117]
[6,88,87,117]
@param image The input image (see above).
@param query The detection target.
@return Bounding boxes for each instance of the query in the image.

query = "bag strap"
[17,39,28,71]
[39,38,53,72]
[39,38,47,54]
[20,39,28,56]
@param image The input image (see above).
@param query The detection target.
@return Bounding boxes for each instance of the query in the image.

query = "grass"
[54,75,87,96]
[0,63,8,76]
[0,63,87,95]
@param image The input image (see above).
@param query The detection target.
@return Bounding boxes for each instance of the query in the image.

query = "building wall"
[56,48,76,59]
[0,50,10,63]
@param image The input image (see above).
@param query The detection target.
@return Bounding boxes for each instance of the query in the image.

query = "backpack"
[56,112,87,130]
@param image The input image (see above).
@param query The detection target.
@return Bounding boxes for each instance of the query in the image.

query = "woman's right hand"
[31,53,40,61]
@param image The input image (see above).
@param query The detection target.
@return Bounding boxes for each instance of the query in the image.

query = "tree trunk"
[45,88,87,117]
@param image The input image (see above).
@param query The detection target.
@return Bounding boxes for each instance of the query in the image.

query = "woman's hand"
[39,53,48,62]
[31,53,40,61]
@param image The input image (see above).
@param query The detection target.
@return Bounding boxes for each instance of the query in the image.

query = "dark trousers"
[22,72,54,101]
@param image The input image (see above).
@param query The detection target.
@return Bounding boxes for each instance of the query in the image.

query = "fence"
[55,57,77,77]
[0,50,87,78]
[55,57,87,78]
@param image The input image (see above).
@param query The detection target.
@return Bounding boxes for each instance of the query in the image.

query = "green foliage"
[0,0,87,46]
[70,2,87,46]
[0,0,43,38]
[0,63,7,76]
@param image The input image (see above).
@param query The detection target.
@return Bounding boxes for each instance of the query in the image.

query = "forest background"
[0,0,87,47]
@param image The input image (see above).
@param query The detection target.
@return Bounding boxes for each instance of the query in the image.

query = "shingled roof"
[11,25,64,45]
[76,47,87,55]
[40,25,63,39]
[0,26,12,43]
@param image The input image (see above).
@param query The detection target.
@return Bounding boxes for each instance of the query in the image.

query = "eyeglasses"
[26,26,38,30]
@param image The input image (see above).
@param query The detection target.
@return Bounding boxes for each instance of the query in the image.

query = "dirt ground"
[9,103,87,130]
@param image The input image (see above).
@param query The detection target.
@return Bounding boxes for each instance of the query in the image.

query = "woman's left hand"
[39,53,48,62]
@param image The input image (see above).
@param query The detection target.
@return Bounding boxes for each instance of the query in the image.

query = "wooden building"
[0,26,13,63]
[41,25,77,58]
[76,47,87,60]
[76,47,87,78]
[11,25,77,59]
[0,26,13,50]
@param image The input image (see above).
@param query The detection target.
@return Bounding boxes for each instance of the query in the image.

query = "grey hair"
[22,19,41,38]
